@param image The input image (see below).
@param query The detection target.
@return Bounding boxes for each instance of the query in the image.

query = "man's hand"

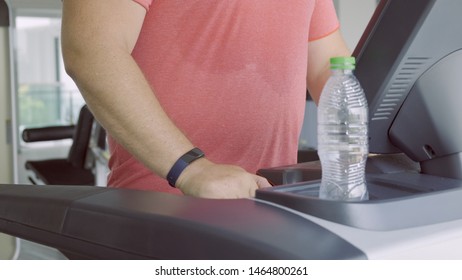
[175,158,272,199]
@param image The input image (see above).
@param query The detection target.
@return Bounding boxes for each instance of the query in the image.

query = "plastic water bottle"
[317,57,369,201]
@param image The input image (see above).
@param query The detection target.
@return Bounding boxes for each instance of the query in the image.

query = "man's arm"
[306,29,351,104]
[61,0,270,198]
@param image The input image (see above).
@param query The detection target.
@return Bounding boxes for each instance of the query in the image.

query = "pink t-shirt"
[107,0,339,194]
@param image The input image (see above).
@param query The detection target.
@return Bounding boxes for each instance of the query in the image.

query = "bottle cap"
[330,56,356,70]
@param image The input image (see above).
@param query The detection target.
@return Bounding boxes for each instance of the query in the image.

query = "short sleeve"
[308,0,340,42]
[132,0,153,11]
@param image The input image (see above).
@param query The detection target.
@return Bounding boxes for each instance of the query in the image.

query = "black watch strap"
[167,148,205,187]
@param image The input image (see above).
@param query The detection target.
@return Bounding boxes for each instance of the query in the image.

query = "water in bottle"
[317,56,369,201]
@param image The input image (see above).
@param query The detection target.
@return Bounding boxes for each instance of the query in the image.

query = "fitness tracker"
[167,148,205,187]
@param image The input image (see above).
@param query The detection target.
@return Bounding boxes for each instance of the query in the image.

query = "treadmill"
[2,0,462,259]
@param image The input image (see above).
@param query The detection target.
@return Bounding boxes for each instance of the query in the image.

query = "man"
[61,0,350,198]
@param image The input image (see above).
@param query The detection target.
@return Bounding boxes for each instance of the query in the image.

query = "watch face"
[185,148,205,162]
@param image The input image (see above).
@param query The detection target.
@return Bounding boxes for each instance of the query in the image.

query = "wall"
[0,0,17,261]
[6,0,61,10]
[336,0,378,51]
[0,1,12,184]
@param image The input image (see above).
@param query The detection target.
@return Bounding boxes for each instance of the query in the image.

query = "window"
[14,15,84,133]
